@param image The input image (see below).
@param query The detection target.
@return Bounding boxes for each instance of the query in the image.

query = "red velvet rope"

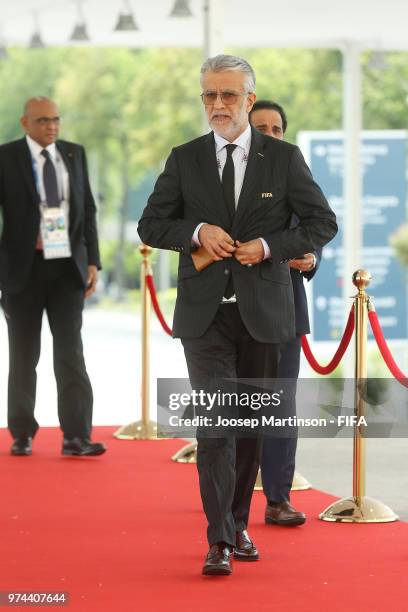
[145,270,357,375]
[368,310,408,388]
[301,304,355,375]
[145,274,173,337]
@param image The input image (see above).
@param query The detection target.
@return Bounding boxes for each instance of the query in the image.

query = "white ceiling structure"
[0,0,408,50]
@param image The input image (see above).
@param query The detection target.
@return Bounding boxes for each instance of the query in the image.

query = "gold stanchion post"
[319,269,398,522]
[114,245,158,440]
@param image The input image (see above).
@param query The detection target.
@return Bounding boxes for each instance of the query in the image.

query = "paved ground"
[1,305,406,520]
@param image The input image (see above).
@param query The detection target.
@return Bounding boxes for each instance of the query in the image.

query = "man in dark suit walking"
[0,96,106,457]
[138,55,337,576]
[250,100,321,526]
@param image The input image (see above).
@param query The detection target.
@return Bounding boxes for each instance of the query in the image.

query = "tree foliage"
[2,46,408,205]
[1,46,407,286]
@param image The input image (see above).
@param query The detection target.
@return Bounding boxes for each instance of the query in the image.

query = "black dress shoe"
[202,543,233,576]
[62,438,106,456]
[11,436,32,456]
[265,501,306,526]
[234,530,259,561]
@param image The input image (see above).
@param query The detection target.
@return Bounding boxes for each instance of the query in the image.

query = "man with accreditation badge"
[0,96,105,458]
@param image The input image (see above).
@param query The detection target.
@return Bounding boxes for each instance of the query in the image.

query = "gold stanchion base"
[171,446,313,495]
[319,496,398,523]
[113,420,158,440]
[254,469,263,491]
[171,442,197,463]
[254,470,311,492]
[291,472,312,491]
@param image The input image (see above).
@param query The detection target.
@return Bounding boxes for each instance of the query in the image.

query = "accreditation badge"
[40,203,72,260]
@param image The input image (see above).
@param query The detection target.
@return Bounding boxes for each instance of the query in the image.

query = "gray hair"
[200,54,256,92]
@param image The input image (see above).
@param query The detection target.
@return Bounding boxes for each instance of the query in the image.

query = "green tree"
[0,47,71,141]
[236,48,342,142]
[363,52,408,129]
[1,45,407,296]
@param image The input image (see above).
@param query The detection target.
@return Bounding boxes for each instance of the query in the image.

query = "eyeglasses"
[200,91,249,106]
[34,117,61,126]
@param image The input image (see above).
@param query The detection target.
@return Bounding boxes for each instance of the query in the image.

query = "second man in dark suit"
[250,100,321,526]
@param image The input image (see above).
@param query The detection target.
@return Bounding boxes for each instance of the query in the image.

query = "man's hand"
[289,253,316,272]
[234,239,265,266]
[85,265,98,299]
[198,224,235,261]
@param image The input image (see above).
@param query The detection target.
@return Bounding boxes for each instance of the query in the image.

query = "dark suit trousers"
[261,334,301,503]
[2,252,93,440]
[182,304,280,547]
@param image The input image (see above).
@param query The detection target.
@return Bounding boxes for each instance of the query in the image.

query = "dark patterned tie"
[222,144,237,299]
[41,149,60,207]
[222,144,237,222]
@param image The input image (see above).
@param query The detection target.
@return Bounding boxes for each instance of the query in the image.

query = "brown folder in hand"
[191,246,214,272]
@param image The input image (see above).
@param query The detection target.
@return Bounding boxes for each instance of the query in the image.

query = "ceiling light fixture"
[169,0,193,18]
[114,0,139,31]
[29,12,45,48]
[69,0,90,42]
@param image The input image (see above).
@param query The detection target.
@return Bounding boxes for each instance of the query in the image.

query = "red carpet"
[1,427,407,612]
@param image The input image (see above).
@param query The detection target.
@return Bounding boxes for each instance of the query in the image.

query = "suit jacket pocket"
[259,261,290,284]
[177,264,201,281]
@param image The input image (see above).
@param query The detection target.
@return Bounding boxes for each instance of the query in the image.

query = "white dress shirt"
[214,123,252,204]
[26,135,70,234]
[192,124,270,258]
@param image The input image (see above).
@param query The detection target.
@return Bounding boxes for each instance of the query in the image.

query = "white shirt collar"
[26,135,57,160]
[214,123,252,155]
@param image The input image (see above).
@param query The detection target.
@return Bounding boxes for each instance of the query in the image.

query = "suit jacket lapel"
[16,138,40,205]
[197,132,232,230]
[56,141,76,228]
[233,127,266,231]
[56,140,75,194]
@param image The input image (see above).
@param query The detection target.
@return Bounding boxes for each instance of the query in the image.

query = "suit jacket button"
[224,269,230,275]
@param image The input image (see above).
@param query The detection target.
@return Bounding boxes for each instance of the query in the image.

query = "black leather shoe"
[202,543,233,576]
[265,501,306,526]
[234,530,259,561]
[62,438,106,456]
[11,436,32,456]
